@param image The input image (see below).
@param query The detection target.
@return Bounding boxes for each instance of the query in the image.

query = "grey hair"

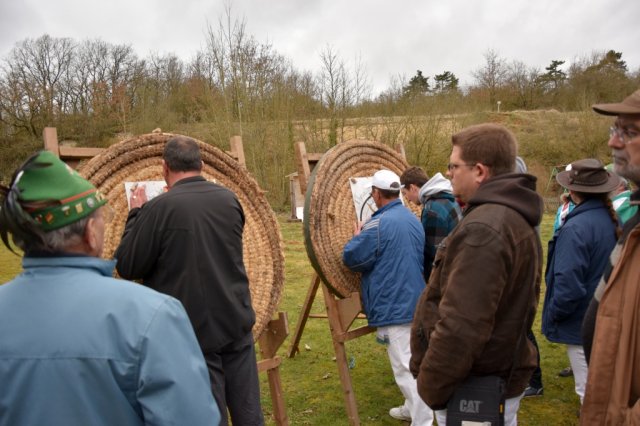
[14,212,94,253]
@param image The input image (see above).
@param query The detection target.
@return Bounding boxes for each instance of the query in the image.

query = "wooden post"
[321,284,374,426]
[43,127,60,156]
[294,142,311,195]
[42,127,105,169]
[287,274,321,357]
[257,312,290,426]
[290,141,323,223]
[227,136,246,168]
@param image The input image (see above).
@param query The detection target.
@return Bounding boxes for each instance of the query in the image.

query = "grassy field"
[0,213,580,425]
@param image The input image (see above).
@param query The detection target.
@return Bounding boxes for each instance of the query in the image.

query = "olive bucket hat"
[556,158,620,194]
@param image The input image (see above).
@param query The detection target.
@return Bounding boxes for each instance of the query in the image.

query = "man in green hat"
[0,151,220,426]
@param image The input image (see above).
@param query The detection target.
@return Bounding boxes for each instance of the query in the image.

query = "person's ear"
[474,163,491,184]
[162,160,170,183]
[84,217,99,255]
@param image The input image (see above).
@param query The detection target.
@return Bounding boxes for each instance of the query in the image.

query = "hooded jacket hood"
[467,173,543,227]
[418,173,453,203]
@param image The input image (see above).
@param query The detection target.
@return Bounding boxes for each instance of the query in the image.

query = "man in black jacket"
[116,136,263,426]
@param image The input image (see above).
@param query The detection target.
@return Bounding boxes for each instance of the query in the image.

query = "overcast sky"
[1,0,638,96]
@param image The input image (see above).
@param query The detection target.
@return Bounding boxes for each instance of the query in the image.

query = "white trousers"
[434,393,523,426]
[567,344,588,404]
[378,324,434,426]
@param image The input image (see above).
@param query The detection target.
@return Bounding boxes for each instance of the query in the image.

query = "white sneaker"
[389,405,411,421]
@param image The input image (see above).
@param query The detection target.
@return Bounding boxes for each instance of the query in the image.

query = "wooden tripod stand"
[287,273,373,425]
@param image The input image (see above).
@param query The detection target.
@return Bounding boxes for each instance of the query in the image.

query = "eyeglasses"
[610,125,640,144]
[447,162,476,171]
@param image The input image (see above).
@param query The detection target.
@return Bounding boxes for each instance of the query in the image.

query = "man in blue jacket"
[0,151,220,426]
[343,169,434,425]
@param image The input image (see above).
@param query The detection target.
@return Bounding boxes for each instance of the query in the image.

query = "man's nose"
[608,133,625,149]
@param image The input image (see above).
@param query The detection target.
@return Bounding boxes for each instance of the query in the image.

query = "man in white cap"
[581,89,640,424]
[343,169,434,425]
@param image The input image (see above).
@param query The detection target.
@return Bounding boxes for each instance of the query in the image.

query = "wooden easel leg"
[322,283,360,426]
[267,367,288,425]
[287,274,321,358]
[258,314,289,425]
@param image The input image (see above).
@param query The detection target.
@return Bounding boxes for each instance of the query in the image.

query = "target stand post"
[257,312,290,426]
[287,271,374,426]
[321,281,374,426]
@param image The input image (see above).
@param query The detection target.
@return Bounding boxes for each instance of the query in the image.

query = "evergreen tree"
[402,70,430,98]
[433,71,459,93]
[539,60,566,91]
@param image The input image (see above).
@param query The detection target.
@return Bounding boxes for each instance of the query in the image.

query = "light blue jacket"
[343,199,426,327]
[0,256,220,426]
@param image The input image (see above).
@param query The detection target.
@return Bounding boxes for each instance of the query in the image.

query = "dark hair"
[400,166,429,188]
[163,136,202,172]
[451,123,517,176]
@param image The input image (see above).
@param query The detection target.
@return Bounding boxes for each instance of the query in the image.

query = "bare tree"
[505,60,541,109]
[472,49,508,106]
[0,35,74,136]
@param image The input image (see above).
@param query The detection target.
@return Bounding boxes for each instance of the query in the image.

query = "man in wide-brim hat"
[542,158,621,407]
[555,158,621,194]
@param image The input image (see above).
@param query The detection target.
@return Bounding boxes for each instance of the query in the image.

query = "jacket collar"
[565,197,608,221]
[22,256,117,277]
[372,198,402,217]
[173,175,206,187]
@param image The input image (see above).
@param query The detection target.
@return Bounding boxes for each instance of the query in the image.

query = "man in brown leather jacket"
[580,89,640,425]
[410,123,543,426]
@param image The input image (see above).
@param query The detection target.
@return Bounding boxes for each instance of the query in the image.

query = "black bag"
[446,375,505,426]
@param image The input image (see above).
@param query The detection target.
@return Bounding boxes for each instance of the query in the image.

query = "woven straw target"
[303,139,420,298]
[78,132,285,341]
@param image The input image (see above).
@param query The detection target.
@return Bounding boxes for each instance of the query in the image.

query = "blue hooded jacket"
[542,198,618,345]
[343,199,425,327]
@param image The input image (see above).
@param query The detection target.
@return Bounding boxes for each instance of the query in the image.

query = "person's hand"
[129,185,148,209]
[353,220,364,236]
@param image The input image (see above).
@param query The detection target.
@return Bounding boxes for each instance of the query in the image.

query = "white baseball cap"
[372,169,401,191]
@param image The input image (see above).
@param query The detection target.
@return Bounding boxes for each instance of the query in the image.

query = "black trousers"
[527,329,543,389]
[204,332,264,426]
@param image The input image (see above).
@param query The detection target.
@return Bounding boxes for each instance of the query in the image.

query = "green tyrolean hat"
[13,151,106,231]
